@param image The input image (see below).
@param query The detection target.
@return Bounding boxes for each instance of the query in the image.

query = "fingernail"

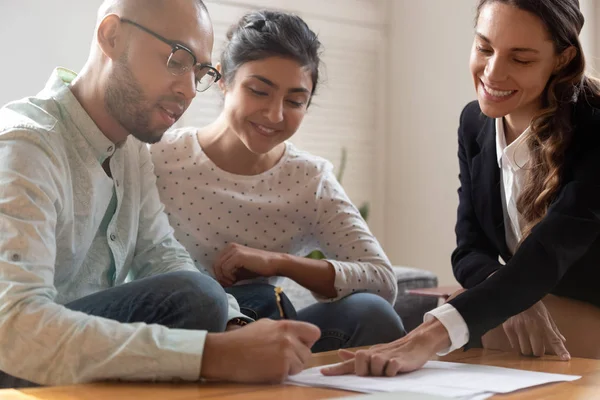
[561,353,571,361]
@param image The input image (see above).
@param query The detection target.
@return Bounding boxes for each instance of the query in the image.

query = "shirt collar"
[495,117,531,170]
[43,67,119,163]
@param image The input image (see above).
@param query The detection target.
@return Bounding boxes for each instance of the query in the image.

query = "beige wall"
[383,1,478,285]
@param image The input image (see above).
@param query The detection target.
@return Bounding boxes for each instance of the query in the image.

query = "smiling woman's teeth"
[485,86,514,97]
[255,124,274,134]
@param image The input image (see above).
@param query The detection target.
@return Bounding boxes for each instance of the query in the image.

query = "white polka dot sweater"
[150,128,397,304]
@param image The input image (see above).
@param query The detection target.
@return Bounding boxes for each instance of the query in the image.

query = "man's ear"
[216,63,228,93]
[97,14,127,60]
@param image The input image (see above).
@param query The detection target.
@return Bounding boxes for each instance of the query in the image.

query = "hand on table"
[501,300,570,360]
[321,318,451,377]
[202,319,321,383]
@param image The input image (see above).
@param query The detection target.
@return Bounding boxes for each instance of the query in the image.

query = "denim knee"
[161,271,229,332]
[348,293,406,340]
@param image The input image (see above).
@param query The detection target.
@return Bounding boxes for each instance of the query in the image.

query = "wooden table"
[3,349,600,399]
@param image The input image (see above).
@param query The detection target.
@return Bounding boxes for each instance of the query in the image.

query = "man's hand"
[202,319,321,383]
[502,300,570,360]
[225,321,244,331]
[321,318,451,377]
[213,243,281,287]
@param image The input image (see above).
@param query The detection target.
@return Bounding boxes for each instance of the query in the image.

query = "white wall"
[383,1,477,285]
[0,1,101,106]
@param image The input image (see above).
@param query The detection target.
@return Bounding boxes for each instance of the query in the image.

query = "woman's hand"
[501,300,570,360]
[213,243,281,286]
[321,318,451,376]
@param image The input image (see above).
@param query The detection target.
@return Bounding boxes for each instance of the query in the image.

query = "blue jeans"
[0,271,229,388]
[226,284,406,353]
[298,292,406,352]
[225,283,297,320]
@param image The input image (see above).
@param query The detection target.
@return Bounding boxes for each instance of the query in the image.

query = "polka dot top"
[150,128,397,304]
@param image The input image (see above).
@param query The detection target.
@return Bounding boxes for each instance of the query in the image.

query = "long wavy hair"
[476,0,600,240]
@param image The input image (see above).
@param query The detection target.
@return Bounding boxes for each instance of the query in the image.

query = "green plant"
[306,147,370,260]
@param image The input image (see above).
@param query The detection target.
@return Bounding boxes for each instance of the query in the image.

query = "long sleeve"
[130,142,205,278]
[424,303,469,355]
[0,135,206,386]
[449,110,600,344]
[312,170,397,304]
[451,103,503,288]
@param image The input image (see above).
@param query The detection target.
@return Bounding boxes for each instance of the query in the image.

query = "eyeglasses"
[120,18,221,92]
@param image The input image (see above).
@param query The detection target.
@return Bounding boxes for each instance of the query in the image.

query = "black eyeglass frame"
[120,18,221,92]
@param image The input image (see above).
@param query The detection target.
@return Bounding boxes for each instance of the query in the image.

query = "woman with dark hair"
[151,10,405,352]
[323,0,600,376]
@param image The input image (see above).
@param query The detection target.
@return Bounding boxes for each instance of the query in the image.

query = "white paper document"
[287,361,581,399]
[334,392,493,400]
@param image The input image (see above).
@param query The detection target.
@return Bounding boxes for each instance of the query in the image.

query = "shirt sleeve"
[311,169,397,304]
[130,141,200,278]
[0,132,208,385]
[424,303,470,355]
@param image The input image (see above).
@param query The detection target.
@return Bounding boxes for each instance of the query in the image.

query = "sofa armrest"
[392,265,439,332]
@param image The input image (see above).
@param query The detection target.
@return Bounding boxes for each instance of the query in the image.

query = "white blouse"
[150,128,397,304]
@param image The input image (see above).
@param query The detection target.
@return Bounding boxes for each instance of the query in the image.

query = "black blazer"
[448,100,600,346]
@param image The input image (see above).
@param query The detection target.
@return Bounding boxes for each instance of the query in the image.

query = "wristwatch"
[228,317,249,327]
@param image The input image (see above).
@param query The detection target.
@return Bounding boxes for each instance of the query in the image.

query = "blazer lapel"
[471,117,512,259]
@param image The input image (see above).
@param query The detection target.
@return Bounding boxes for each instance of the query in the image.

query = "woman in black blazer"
[323,0,600,377]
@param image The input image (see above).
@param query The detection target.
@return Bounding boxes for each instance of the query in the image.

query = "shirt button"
[115,180,120,187]
[107,145,114,153]
[110,234,117,241]
[11,253,20,262]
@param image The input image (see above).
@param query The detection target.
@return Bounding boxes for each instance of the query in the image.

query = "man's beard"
[105,57,165,144]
